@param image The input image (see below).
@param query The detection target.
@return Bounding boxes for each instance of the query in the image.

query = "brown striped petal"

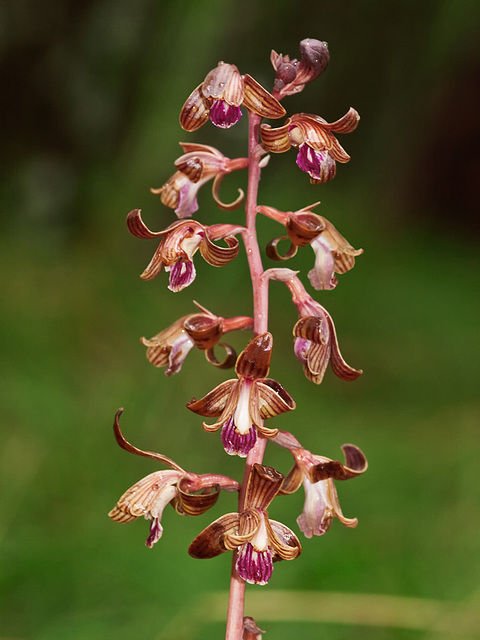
[294,315,330,346]
[325,314,362,381]
[266,517,302,560]
[260,121,292,153]
[318,217,363,274]
[279,462,304,495]
[309,444,368,482]
[112,408,185,471]
[242,74,286,119]
[323,107,360,134]
[235,333,273,379]
[202,63,244,105]
[304,342,331,384]
[180,84,212,131]
[244,464,284,511]
[188,513,240,558]
[176,479,220,516]
[186,379,238,417]
[205,343,237,369]
[235,507,263,539]
[257,378,296,419]
[265,236,298,261]
[200,234,240,267]
[108,470,182,522]
[212,174,245,211]
[183,313,223,350]
[286,209,325,247]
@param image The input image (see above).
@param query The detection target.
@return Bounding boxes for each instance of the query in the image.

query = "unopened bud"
[299,38,330,79]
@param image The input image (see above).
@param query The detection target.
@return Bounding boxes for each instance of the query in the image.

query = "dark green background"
[1,1,479,638]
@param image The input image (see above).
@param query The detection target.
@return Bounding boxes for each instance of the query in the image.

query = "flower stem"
[225,111,269,640]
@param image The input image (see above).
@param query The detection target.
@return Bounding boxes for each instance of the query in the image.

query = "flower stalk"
[110,38,367,640]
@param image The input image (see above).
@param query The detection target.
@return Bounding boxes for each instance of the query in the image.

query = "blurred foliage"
[1,0,480,639]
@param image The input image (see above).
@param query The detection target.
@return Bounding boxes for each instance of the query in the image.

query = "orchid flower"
[126,209,243,292]
[180,62,286,131]
[187,333,295,457]
[141,304,253,375]
[276,437,367,538]
[152,143,248,219]
[260,202,363,290]
[108,410,239,547]
[260,108,359,183]
[189,464,301,585]
[286,277,362,384]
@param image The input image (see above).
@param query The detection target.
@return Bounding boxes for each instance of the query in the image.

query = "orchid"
[141,305,253,375]
[286,276,362,384]
[260,108,359,183]
[189,464,301,585]
[180,62,286,131]
[279,441,367,538]
[113,38,367,639]
[152,143,248,219]
[108,410,239,547]
[126,209,243,292]
[260,202,363,289]
[187,333,295,457]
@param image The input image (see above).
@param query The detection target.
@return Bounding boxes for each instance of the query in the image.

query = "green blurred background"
[1,0,479,638]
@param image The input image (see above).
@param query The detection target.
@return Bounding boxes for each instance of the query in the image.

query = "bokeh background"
[1,0,479,638]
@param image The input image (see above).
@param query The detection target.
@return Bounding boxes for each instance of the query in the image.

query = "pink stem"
[225,111,269,640]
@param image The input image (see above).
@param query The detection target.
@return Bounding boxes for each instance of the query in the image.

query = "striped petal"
[243,73,286,119]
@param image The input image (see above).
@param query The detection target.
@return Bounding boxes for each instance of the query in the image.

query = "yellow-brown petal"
[108,470,182,521]
[183,313,223,350]
[202,63,244,105]
[286,211,325,247]
[244,464,284,511]
[205,343,237,369]
[188,513,240,558]
[242,73,286,119]
[265,236,298,261]
[200,234,240,268]
[176,478,220,516]
[180,84,212,132]
[235,333,273,379]
[212,174,245,211]
[260,121,292,153]
[186,379,238,417]
[256,378,296,419]
[266,516,302,560]
[310,444,368,482]
[325,314,363,381]
[279,462,304,495]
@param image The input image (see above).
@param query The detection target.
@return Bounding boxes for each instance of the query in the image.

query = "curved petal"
[310,444,368,482]
[108,470,182,521]
[188,513,240,558]
[323,107,360,134]
[176,481,220,516]
[212,174,245,211]
[112,409,185,471]
[205,343,237,369]
[243,74,286,119]
[325,314,363,381]
[279,463,304,495]
[235,333,273,379]
[202,63,243,105]
[260,121,292,153]
[140,246,165,281]
[180,84,212,131]
[266,517,302,560]
[186,379,238,417]
[266,236,298,261]
[256,378,296,419]
[244,464,284,511]
[126,209,165,239]
[200,234,240,267]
